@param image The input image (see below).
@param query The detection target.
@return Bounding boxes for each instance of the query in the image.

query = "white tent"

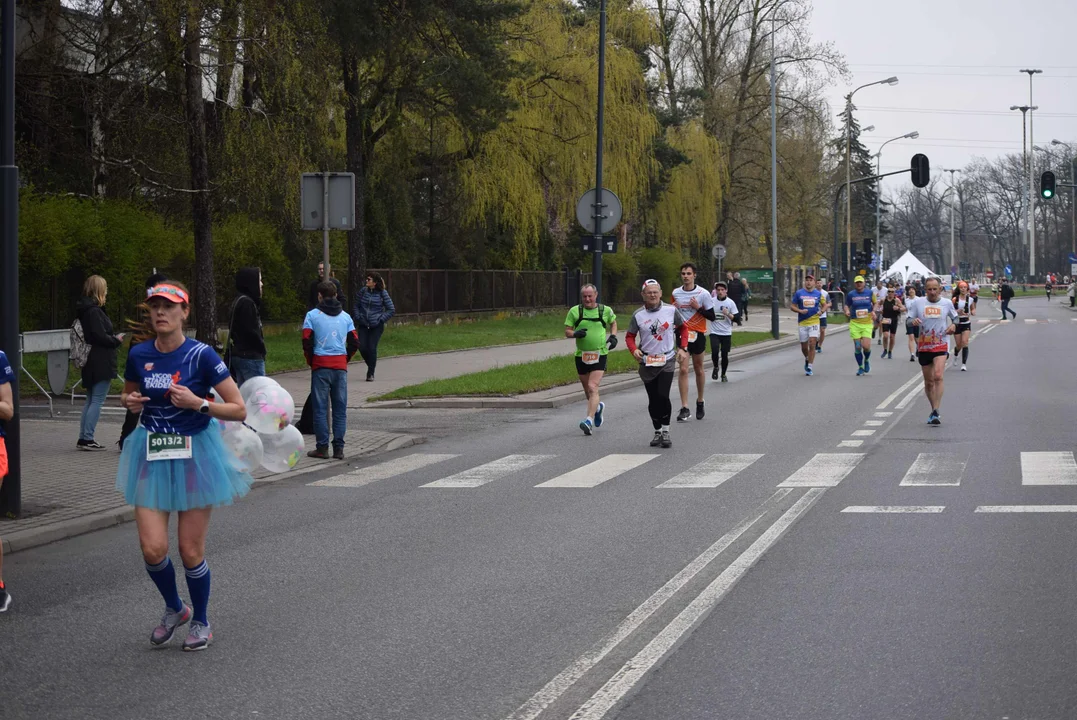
[879,251,938,287]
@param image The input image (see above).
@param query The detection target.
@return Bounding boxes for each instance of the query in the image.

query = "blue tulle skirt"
[116,421,252,512]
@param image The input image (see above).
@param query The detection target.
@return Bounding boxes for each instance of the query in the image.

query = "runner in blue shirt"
[844,275,877,376]
[118,281,252,651]
[789,275,824,376]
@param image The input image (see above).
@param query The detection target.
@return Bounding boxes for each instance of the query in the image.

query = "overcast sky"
[808,0,1077,192]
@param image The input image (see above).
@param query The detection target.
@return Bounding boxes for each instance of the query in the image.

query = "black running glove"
[572,328,588,339]
[606,334,618,350]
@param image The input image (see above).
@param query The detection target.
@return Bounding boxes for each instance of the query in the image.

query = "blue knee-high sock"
[854,350,864,367]
[184,560,211,625]
[864,349,871,361]
[146,557,184,613]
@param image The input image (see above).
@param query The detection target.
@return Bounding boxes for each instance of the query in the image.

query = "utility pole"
[769,12,778,339]
[591,0,607,301]
[0,0,21,517]
[943,168,961,274]
[1022,69,1042,279]
[1011,104,1035,279]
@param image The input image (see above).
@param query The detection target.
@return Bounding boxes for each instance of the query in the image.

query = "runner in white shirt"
[671,263,716,422]
[626,279,689,448]
[907,277,959,425]
[708,282,738,382]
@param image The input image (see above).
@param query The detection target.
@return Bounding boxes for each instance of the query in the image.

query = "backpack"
[572,304,608,329]
[70,319,90,368]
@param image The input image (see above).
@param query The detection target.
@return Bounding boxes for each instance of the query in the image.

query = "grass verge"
[371,331,775,400]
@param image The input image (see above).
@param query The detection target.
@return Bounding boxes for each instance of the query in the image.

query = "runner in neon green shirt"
[564,284,618,436]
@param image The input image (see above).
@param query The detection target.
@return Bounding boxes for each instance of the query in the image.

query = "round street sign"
[576,188,622,235]
[712,243,726,260]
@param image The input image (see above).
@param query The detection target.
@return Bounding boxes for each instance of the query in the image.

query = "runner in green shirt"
[564,284,618,436]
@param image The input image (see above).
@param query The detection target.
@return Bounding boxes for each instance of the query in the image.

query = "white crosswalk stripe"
[1020,452,1077,485]
[778,453,864,488]
[422,454,553,488]
[657,454,764,489]
[536,454,659,488]
[309,453,458,487]
[899,452,968,487]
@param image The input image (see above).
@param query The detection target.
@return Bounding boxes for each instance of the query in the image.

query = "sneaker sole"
[580,422,593,436]
[182,640,211,652]
[150,608,192,647]
[0,595,11,613]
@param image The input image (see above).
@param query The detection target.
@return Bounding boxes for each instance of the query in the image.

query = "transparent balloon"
[239,375,279,404]
[221,423,263,472]
[244,384,295,434]
[259,425,305,474]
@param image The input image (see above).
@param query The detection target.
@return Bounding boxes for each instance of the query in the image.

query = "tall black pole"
[0,0,21,517]
[591,0,607,301]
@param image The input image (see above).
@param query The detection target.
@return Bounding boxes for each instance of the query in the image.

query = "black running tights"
[643,370,674,430]
[710,334,731,376]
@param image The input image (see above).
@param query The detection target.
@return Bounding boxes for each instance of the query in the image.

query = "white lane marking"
[852,429,876,437]
[864,420,885,427]
[1020,452,1077,486]
[877,373,924,410]
[899,452,969,487]
[503,488,793,720]
[657,454,764,489]
[568,489,826,720]
[779,453,863,487]
[842,506,945,513]
[838,440,863,448]
[980,324,998,335]
[1024,318,1038,324]
[895,380,925,409]
[536,454,658,488]
[874,412,894,418]
[977,505,1077,513]
[421,454,553,488]
[309,453,459,487]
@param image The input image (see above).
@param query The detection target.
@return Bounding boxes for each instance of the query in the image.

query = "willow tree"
[457,0,660,267]
[651,121,727,252]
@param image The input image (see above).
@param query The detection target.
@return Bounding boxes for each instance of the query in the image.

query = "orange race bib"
[855,308,869,318]
[645,354,667,367]
[802,297,816,308]
[581,351,600,365]
[687,331,698,343]
[925,306,942,317]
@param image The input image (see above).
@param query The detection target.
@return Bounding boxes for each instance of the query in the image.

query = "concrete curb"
[364,327,849,410]
[1,433,422,556]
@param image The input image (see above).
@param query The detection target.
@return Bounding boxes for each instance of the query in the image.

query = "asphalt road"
[3,297,1075,720]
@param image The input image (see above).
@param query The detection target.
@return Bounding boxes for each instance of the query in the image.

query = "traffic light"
[911,153,930,188]
[862,238,873,256]
[1040,171,1056,200]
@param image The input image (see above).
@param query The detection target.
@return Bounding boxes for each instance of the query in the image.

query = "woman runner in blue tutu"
[118,281,252,651]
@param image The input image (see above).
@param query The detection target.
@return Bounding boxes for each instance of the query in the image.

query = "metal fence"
[371,269,590,316]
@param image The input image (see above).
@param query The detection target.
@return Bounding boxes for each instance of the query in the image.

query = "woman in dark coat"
[76,275,124,450]
[352,272,395,381]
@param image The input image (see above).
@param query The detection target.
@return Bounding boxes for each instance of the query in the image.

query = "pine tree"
[830,98,878,266]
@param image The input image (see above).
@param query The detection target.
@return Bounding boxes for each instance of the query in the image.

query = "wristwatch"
[199,399,210,414]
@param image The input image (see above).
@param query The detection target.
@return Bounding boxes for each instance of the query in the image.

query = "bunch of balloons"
[220,376,305,474]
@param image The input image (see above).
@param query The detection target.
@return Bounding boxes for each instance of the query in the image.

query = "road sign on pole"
[301,172,356,281]
[711,243,726,261]
[576,188,622,236]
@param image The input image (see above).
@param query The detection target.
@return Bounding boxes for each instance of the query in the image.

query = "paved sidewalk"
[1,417,417,554]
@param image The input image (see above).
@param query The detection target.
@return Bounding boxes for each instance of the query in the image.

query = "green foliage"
[601,248,639,304]
[18,189,191,329]
[636,246,687,288]
[212,215,303,322]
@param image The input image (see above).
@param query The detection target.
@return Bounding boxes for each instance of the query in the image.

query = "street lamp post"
[1021,69,1042,278]
[1052,139,1076,255]
[769,12,779,339]
[0,0,20,517]
[942,168,961,273]
[1011,104,1036,278]
[875,130,919,274]
[845,76,897,280]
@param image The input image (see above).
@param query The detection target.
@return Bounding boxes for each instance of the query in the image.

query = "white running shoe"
[961,364,967,371]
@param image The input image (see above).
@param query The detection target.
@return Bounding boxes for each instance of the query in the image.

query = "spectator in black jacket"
[999,279,1016,320]
[307,262,343,311]
[227,267,267,386]
[724,271,744,326]
[76,275,124,451]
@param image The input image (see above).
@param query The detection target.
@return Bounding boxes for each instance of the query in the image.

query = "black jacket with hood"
[229,267,266,360]
[75,296,122,387]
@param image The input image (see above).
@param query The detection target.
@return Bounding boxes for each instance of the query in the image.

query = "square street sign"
[580,236,617,253]
[301,173,356,231]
